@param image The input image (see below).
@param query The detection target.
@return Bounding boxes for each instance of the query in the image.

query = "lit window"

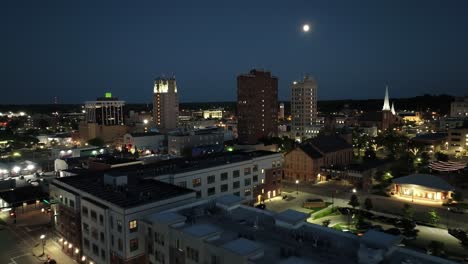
[129,220,137,232]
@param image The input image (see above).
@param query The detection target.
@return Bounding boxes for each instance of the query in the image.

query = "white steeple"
[391,102,396,115]
[382,85,391,111]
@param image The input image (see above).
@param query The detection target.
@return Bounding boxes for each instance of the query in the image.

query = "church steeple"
[391,102,396,115]
[382,85,391,111]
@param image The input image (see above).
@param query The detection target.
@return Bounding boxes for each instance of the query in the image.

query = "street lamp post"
[446,207,450,229]
[40,234,46,256]
[295,180,299,194]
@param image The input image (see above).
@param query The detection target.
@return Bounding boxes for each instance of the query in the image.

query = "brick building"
[283,136,353,183]
[237,69,278,144]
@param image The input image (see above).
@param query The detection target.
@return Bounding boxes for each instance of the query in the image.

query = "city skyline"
[2,0,468,104]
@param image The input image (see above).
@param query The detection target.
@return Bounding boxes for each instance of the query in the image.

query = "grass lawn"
[331,223,357,233]
[312,204,339,220]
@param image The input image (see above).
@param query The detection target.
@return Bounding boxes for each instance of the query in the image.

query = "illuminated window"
[192,178,201,187]
[129,220,137,232]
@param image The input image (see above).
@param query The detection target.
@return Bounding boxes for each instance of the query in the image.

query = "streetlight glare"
[40,234,45,239]
[303,24,310,32]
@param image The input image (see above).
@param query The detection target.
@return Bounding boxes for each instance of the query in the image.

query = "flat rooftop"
[63,150,280,178]
[53,175,194,209]
[149,196,454,264]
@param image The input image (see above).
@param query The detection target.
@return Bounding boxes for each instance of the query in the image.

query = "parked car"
[255,203,266,210]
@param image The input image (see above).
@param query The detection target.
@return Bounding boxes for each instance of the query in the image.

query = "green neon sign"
[105,92,112,98]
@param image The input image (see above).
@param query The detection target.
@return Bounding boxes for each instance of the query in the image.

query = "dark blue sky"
[2,0,468,104]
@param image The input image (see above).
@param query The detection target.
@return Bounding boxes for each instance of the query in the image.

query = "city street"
[282,181,468,230]
[0,206,75,264]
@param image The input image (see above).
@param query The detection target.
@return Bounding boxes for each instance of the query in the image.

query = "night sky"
[2,0,468,104]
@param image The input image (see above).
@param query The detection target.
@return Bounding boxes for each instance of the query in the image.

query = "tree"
[322,219,331,227]
[348,194,360,209]
[402,203,414,220]
[364,198,373,212]
[87,137,105,147]
[420,152,430,167]
[427,241,445,257]
[37,119,50,131]
[428,209,440,226]
[363,148,376,160]
[435,152,449,162]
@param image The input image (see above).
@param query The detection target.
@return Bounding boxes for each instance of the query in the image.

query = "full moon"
[303,24,310,32]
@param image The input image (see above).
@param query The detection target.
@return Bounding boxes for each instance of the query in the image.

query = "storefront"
[393,174,454,203]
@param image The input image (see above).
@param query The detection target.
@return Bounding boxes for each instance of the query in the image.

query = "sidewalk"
[32,239,77,264]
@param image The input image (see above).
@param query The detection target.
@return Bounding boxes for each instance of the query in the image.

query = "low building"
[168,127,224,156]
[439,117,468,130]
[450,96,468,117]
[410,132,448,153]
[123,132,166,153]
[393,174,454,203]
[320,159,393,191]
[283,136,353,183]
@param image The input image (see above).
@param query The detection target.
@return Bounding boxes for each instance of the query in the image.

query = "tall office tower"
[237,69,278,144]
[79,92,127,142]
[84,92,125,125]
[153,77,179,131]
[291,75,318,139]
[279,102,285,120]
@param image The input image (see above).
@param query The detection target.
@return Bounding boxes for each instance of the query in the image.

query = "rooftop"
[53,175,194,209]
[221,237,262,256]
[148,196,455,264]
[64,150,280,179]
[182,224,221,238]
[129,132,162,137]
[306,135,352,153]
[393,174,454,191]
[360,229,401,250]
[144,212,186,225]
[412,132,448,142]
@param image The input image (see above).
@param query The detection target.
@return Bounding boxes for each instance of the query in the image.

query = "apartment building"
[141,195,454,264]
[167,127,224,156]
[283,135,353,183]
[50,173,196,264]
[147,151,283,202]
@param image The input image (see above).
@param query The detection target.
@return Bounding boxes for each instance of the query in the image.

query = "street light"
[352,188,357,193]
[295,179,299,194]
[81,256,86,262]
[40,234,46,256]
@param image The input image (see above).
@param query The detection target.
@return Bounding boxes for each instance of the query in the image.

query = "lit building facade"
[393,174,454,203]
[237,69,278,144]
[291,75,318,140]
[153,77,179,131]
[450,97,468,117]
[79,93,128,143]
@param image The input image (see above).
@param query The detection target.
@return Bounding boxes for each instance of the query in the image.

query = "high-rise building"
[291,75,318,139]
[237,69,278,144]
[278,102,285,120]
[153,77,179,131]
[79,92,128,143]
[84,93,125,126]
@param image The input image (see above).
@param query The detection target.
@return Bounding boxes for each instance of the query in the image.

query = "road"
[283,181,468,230]
[0,206,75,264]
